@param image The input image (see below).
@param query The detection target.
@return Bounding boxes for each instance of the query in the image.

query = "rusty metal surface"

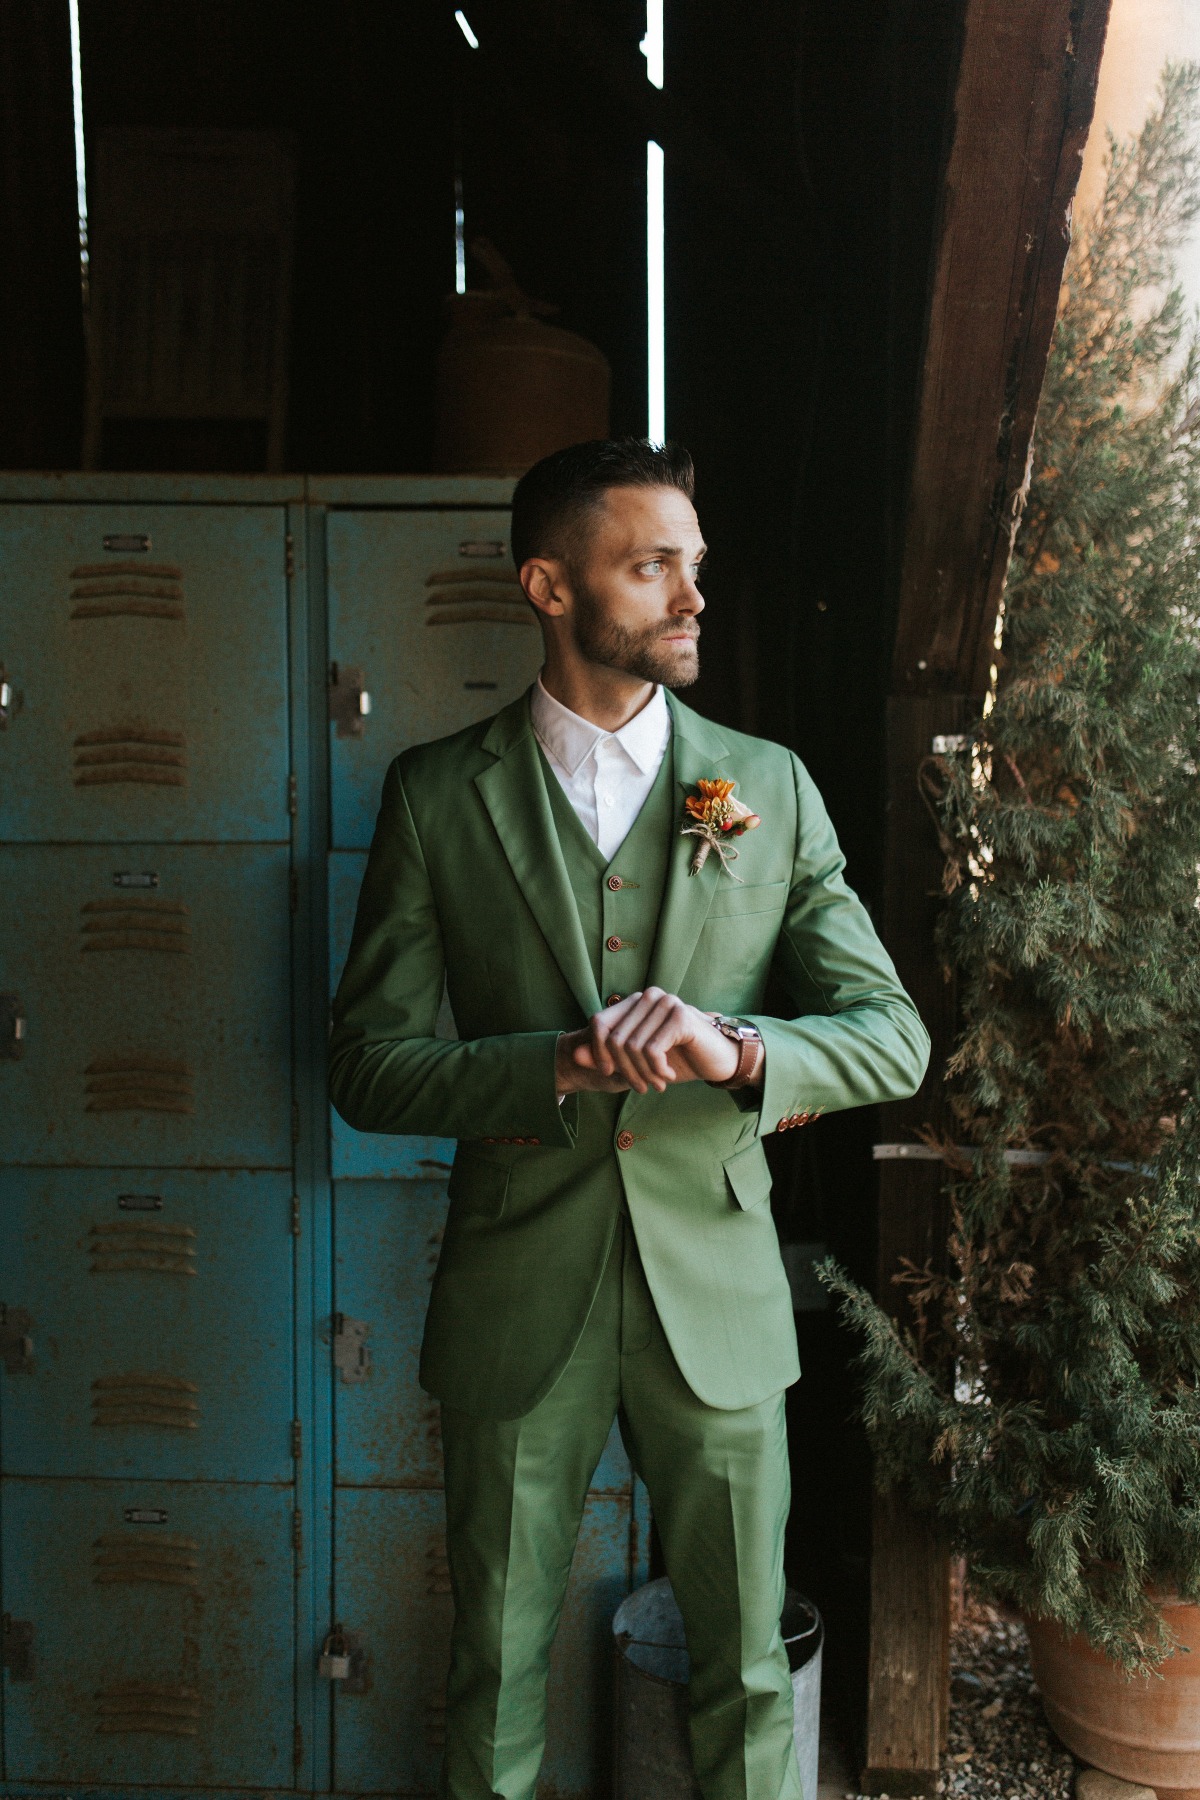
[0,845,292,1167]
[0,1477,295,1787]
[0,1169,293,1482]
[325,507,542,850]
[0,503,290,842]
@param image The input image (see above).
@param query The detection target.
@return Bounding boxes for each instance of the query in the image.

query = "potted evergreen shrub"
[824,65,1200,1789]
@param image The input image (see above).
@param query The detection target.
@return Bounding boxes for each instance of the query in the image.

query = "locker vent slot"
[70,561,185,622]
[90,1219,197,1276]
[93,1532,201,1588]
[81,897,191,955]
[85,1057,195,1114]
[92,1371,200,1430]
[73,728,188,787]
[425,566,533,628]
[426,1541,452,1595]
[95,1681,201,1736]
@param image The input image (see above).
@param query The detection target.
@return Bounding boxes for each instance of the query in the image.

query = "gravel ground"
[941,1599,1077,1800]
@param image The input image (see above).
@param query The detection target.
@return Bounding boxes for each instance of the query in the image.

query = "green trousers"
[438,1211,803,1800]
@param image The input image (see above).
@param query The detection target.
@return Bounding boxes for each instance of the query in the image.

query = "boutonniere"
[681,777,761,877]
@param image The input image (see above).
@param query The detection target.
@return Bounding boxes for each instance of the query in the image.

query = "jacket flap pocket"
[448,1148,510,1219]
[723,1141,772,1211]
[707,879,788,920]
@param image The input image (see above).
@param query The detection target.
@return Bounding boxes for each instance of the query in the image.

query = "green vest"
[539,740,676,1003]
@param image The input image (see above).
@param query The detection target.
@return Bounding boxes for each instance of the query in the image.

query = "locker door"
[0,504,290,842]
[0,1477,295,1787]
[0,1169,293,1483]
[326,507,542,850]
[0,844,292,1167]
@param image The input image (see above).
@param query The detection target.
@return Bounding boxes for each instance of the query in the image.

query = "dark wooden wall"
[0,0,648,473]
[664,0,963,1745]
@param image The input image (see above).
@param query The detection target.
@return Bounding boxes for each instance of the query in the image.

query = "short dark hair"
[510,437,695,570]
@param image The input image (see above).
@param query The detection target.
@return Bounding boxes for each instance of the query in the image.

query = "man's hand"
[555,989,754,1096]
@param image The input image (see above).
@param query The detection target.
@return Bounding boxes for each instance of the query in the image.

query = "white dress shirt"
[530,677,672,860]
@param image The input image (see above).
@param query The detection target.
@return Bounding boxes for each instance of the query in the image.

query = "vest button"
[607,875,623,891]
[616,1130,636,1151]
[605,935,622,953]
[606,992,623,1007]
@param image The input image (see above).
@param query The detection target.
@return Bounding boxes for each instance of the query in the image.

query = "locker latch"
[0,1305,34,1374]
[325,1314,372,1384]
[1,1615,34,1680]
[0,993,25,1059]
[318,1625,369,1691]
[0,664,13,728]
[328,663,372,738]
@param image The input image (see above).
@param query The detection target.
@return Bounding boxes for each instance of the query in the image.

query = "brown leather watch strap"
[709,1030,762,1091]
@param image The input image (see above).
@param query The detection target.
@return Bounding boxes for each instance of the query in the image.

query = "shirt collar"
[530,676,671,778]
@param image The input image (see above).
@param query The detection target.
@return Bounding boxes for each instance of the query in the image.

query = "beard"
[571,583,701,688]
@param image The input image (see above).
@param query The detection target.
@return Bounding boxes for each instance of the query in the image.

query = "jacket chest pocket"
[447,1149,511,1221]
[705,879,788,921]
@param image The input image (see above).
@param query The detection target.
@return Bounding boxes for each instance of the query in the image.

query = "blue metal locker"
[0,476,651,1799]
[0,479,302,1800]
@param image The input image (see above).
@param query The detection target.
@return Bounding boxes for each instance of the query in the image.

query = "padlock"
[318,1627,352,1680]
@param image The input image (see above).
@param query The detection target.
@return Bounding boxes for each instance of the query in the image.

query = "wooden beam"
[891,0,1112,698]
[862,693,973,1793]
[868,2,1113,1784]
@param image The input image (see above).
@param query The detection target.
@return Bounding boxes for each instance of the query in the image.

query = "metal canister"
[612,1578,823,1800]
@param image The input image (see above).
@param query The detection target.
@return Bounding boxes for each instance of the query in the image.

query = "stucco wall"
[1079,0,1200,306]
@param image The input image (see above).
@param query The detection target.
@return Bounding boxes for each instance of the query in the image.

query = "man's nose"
[670,573,705,615]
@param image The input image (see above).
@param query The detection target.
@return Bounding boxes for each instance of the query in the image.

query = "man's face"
[563,485,706,688]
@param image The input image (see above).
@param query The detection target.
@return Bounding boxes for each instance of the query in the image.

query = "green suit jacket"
[329,690,930,1417]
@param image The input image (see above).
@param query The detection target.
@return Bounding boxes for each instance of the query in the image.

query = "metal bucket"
[612,1578,823,1799]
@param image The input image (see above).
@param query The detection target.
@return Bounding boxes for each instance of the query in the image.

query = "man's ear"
[521,556,569,621]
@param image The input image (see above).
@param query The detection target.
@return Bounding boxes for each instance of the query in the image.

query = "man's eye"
[641,561,663,575]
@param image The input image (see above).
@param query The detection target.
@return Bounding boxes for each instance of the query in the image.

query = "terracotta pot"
[1026,1596,1200,1800]
[434,299,611,475]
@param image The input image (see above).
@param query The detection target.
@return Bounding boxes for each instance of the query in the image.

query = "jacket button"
[607,875,623,891]
[528,1137,540,1146]
[606,935,623,953]
[776,1119,790,1133]
[616,1130,635,1151]
[606,992,623,1007]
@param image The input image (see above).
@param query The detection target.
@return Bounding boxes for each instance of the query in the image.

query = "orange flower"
[684,777,735,821]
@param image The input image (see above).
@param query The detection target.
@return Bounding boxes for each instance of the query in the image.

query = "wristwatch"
[706,1015,763,1091]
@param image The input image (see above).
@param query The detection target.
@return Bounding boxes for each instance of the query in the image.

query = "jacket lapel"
[646,693,731,997]
[474,694,603,1021]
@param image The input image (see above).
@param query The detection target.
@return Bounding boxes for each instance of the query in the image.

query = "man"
[329,438,929,1800]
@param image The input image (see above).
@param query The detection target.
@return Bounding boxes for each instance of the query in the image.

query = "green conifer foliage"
[824,65,1200,1669]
